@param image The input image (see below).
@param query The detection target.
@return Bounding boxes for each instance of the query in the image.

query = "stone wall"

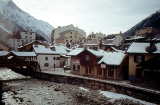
[14,69,160,104]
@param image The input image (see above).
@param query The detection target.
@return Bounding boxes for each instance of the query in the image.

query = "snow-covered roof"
[33,45,59,55]
[98,52,126,65]
[125,36,145,41]
[127,42,160,54]
[68,48,126,65]
[55,45,70,55]
[68,48,104,57]
[87,49,103,57]
[68,48,84,56]
[0,51,9,56]
[111,47,125,53]
[11,51,36,57]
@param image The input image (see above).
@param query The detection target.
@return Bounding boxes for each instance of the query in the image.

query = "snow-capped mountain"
[0,0,54,44]
[124,10,160,37]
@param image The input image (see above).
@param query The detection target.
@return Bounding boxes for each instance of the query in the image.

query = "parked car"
[64,65,71,70]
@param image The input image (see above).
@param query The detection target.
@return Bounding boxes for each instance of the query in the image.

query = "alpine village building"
[68,48,127,80]
[127,41,160,81]
[18,40,70,71]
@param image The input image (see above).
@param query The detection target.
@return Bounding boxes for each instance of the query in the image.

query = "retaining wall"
[13,69,160,104]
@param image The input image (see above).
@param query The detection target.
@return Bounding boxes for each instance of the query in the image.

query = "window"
[44,63,49,67]
[73,65,76,70]
[53,57,55,60]
[45,57,48,60]
[134,55,145,63]
[56,57,60,60]
[108,69,114,77]
[77,65,80,70]
[70,32,72,34]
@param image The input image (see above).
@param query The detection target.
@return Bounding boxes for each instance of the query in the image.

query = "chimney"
[146,40,157,53]
[51,46,56,51]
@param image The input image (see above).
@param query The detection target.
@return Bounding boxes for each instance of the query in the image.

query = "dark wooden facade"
[70,49,127,80]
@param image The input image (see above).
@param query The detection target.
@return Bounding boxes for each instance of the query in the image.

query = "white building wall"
[37,54,61,71]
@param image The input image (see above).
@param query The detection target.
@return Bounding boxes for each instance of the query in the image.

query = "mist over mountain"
[0,0,54,47]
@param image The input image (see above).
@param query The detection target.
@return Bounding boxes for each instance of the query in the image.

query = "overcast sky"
[13,0,160,35]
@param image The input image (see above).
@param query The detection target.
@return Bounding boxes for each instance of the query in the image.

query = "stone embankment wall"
[13,69,160,104]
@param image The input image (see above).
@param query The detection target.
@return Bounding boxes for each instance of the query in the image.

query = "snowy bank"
[0,68,27,80]
[100,91,156,105]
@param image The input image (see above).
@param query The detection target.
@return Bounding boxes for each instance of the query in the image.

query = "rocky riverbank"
[2,79,153,105]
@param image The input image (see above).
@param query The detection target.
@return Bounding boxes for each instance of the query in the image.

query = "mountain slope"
[124,10,160,37]
[0,0,54,44]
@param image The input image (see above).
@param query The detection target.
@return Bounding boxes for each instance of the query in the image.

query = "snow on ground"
[79,87,89,92]
[100,91,156,105]
[0,68,27,80]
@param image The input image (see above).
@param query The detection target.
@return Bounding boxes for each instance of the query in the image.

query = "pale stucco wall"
[37,54,60,71]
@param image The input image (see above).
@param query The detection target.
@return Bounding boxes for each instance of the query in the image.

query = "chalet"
[0,51,36,61]
[68,48,103,78]
[127,42,160,81]
[68,48,127,80]
[10,51,37,62]
[0,51,37,69]
[98,52,127,80]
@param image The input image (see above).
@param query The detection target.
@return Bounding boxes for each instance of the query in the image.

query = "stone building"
[51,24,86,48]
[102,33,124,50]
[8,31,36,51]
[84,32,105,49]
